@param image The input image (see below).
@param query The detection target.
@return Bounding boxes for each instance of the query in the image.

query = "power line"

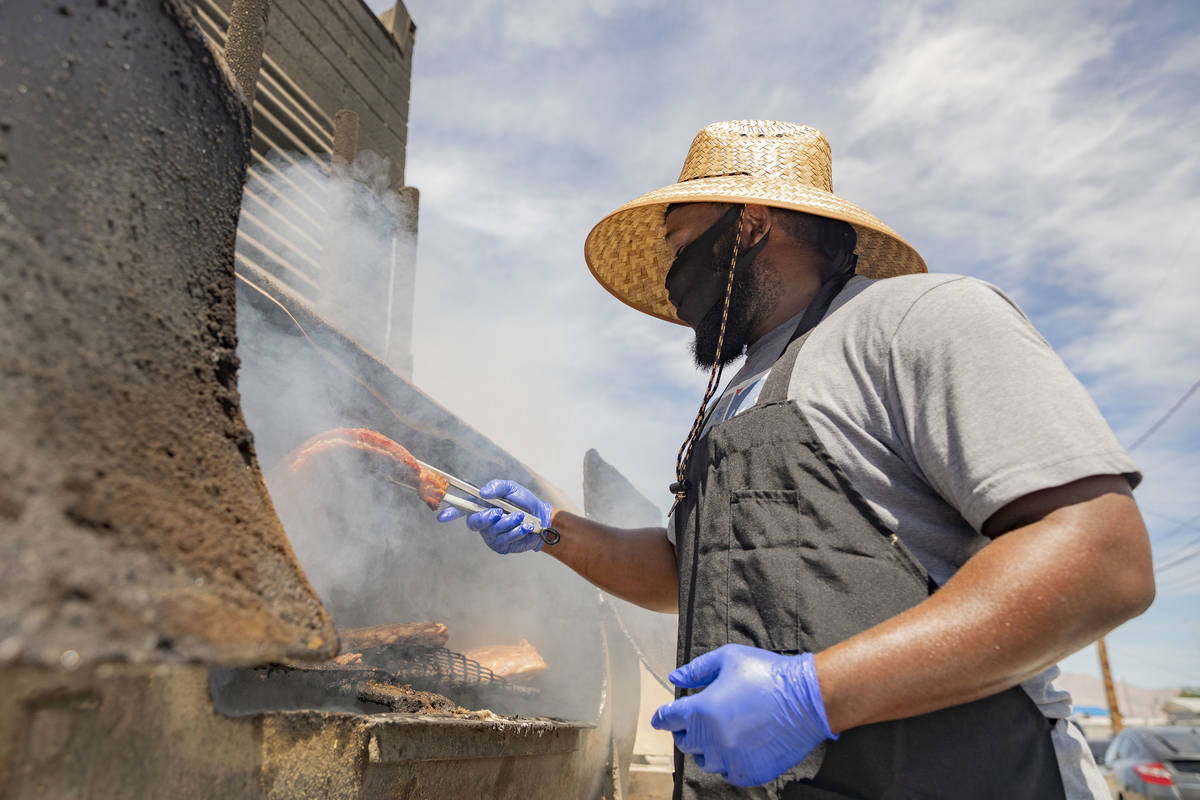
[1158,574,1200,595]
[1152,511,1200,548]
[1105,638,1200,688]
[1106,651,1200,684]
[1154,541,1200,574]
[1152,544,1200,575]
[1156,581,1200,600]
[1143,444,1200,472]
[1156,556,1200,583]
[1144,508,1199,527]
[1157,563,1200,585]
[1128,378,1200,451]
[1157,553,1200,577]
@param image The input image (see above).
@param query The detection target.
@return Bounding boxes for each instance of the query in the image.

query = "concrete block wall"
[186,0,420,378]
[202,0,415,188]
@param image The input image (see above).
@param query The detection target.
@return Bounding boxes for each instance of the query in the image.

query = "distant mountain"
[1057,671,1180,720]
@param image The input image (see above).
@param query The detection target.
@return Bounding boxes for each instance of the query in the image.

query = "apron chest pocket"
[728,489,804,653]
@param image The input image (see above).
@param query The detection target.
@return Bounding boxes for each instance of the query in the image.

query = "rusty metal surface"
[260,711,601,800]
[0,665,265,798]
[0,0,335,667]
[0,664,616,799]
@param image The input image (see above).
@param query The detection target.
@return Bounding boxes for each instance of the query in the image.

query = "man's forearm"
[543,509,679,613]
[813,477,1153,733]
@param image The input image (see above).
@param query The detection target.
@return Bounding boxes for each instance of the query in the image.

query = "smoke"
[235,150,415,369]
[316,151,414,368]
[231,151,617,721]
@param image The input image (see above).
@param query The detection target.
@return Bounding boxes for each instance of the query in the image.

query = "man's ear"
[743,204,772,247]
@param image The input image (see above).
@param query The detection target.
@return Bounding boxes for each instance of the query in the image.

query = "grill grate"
[373,645,540,699]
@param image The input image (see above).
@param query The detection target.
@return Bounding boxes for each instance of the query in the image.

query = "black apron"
[671,285,1066,800]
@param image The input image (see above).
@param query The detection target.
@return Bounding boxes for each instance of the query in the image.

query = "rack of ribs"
[280,427,449,509]
[462,640,547,683]
[339,622,451,651]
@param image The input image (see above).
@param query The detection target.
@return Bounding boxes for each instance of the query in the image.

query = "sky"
[366,0,1200,691]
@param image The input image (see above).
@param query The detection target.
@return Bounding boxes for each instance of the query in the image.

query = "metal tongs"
[399,459,561,546]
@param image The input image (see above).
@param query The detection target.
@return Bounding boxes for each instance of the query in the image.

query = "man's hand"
[436,479,551,554]
[436,478,680,611]
[651,644,835,787]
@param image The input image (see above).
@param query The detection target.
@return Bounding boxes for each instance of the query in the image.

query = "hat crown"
[677,120,833,193]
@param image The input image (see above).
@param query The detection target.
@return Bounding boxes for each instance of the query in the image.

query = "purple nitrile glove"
[650,644,836,787]
[435,479,552,554]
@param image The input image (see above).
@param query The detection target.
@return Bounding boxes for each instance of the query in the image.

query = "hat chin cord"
[668,219,859,515]
[669,206,747,516]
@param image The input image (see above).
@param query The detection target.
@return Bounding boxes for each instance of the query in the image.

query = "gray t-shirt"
[668,273,1137,799]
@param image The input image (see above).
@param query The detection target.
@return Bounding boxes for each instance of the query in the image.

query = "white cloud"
[835,2,1200,545]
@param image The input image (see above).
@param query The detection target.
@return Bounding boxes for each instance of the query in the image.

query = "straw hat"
[584,120,927,325]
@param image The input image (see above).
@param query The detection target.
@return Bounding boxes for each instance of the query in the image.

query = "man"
[438,121,1153,798]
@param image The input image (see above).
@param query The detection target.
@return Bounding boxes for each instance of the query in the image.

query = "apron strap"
[760,264,855,404]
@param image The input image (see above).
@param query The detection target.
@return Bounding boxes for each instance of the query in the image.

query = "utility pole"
[1098,637,1124,733]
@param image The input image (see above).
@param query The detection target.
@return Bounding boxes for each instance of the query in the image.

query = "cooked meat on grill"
[280,427,449,509]
[333,651,364,666]
[463,639,547,682]
[340,622,450,651]
[354,682,499,719]
[304,662,391,681]
[357,681,460,714]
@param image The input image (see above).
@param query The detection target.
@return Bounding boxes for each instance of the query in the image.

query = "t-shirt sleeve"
[886,277,1140,532]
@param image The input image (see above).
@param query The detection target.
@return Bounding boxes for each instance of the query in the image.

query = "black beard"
[690,268,756,368]
[687,225,780,369]
[691,261,784,369]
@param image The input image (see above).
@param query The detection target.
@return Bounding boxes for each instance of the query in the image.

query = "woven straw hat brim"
[584,174,927,325]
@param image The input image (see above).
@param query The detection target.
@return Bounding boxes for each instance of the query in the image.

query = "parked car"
[1099,726,1200,799]
[1088,737,1112,766]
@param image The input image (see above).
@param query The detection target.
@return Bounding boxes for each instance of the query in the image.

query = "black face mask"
[665,206,769,329]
